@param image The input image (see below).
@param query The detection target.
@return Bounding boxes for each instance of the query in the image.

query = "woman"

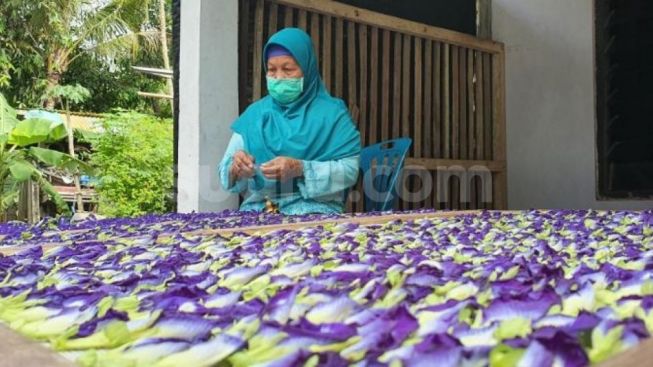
[218,28,361,215]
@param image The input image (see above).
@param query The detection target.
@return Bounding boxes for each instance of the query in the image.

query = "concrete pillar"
[493,0,653,209]
[178,0,239,212]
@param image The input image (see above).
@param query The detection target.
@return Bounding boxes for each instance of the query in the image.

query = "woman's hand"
[230,150,256,181]
[261,157,303,181]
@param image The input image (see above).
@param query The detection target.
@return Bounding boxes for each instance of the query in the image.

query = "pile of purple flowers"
[0,209,439,248]
[0,209,651,366]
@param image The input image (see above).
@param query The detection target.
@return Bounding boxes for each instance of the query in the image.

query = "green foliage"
[91,112,173,217]
[61,53,170,116]
[0,1,45,101]
[0,93,19,136]
[0,0,169,112]
[0,93,92,215]
[8,119,67,146]
[44,84,91,109]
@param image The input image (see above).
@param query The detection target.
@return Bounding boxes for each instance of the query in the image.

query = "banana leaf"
[29,147,95,175]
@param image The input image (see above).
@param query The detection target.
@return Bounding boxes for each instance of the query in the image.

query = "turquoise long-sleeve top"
[220,28,361,215]
[218,133,359,215]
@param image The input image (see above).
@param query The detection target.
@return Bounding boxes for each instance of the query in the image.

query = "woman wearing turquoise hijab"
[218,28,361,214]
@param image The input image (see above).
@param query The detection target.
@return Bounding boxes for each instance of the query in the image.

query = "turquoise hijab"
[231,28,360,167]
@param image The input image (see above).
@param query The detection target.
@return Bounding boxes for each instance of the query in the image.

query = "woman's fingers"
[235,151,255,168]
[261,164,280,178]
[262,161,286,180]
[261,157,301,180]
[232,153,255,178]
[241,155,255,168]
[239,164,255,178]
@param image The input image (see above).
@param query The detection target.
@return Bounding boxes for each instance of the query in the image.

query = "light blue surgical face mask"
[266,77,304,104]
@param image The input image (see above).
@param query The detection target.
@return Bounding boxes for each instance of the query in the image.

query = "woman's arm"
[297,155,359,199]
[218,133,249,193]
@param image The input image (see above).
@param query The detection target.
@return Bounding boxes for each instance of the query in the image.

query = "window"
[595,0,653,199]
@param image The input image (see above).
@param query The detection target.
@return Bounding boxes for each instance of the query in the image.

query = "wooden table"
[0,325,74,367]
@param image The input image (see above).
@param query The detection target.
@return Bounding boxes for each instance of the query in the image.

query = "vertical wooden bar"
[284,5,294,27]
[448,176,455,210]
[347,21,357,115]
[268,3,278,36]
[252,0,265,101]
[492,50,507,209]
[414,38,423,158]
[442,44,451,159]
[424,40,433,209]
[346,194,353,213]
[467,49,479,209]
[451,46,459,160]
[322,15,332,90]
[411,38,423,209]
[423,40,433,160]
[17,181,27,222]
[402,35,412,210]
[310,12,320,60]
[334,17,344,98]
[475,50,484,161]
[30,181,39,222]
[483,53,493,209]
[431,42,440,209]
[459,47,468,209]
[450,46,460,208]
[467,49,475,160]
[369,26,379,145]
[298,9,307,30]
[427,173,434,211]
[392,33,402,139]
[459,47,468,161]
[359,24,369,148]
[356,179,364,213]
[381,29,391,142]
[483,53,493,160]
[401,34,411,140]
[433,43,441,159]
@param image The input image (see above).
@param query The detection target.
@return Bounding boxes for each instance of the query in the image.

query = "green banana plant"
[0,93,93,216]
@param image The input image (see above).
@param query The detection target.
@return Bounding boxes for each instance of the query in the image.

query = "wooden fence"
[238,0,507,211]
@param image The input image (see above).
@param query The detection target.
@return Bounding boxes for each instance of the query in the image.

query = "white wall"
[493,0,653,210]
[177,0,239,212]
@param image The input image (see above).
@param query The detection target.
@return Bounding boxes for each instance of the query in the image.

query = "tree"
[158,0,173,96]
[0,93,92,215]
[60,52,168,115]
[43,84,91,212]
[0,0,159,108]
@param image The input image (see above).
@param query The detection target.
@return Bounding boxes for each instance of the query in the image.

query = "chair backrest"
[359,138,412,212]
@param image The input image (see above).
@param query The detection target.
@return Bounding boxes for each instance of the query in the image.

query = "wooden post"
[64,109,84,213]
[28,179,40,223]
[158,0,174,105]
[476,0,492,39]
[17,180,40,223]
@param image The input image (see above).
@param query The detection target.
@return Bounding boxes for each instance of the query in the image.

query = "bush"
[91,112,173,217]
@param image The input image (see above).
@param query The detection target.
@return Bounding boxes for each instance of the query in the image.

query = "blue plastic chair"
[359,138,412,212]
